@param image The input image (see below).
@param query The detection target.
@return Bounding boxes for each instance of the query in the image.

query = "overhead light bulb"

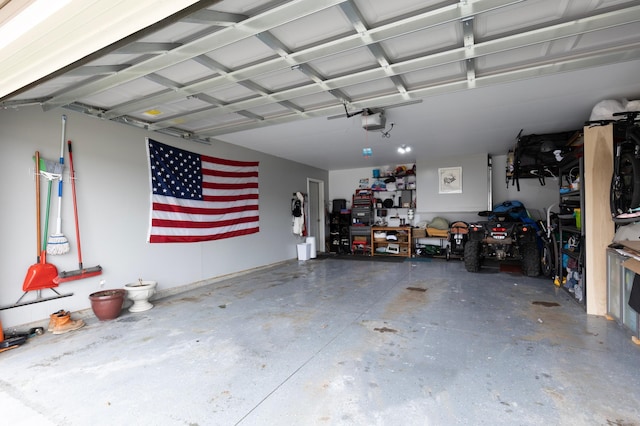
[398,144,411,154]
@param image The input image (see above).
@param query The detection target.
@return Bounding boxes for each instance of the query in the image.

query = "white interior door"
[307,178,325,254]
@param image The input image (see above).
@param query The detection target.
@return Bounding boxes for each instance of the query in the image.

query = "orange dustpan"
[23,151,58,291]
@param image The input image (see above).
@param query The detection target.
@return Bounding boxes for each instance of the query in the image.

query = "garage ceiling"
[2,0,640,170]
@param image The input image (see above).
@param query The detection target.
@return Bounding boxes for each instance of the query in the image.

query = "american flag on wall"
[146,139,259,243]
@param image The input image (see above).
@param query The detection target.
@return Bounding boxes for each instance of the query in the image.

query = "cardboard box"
[619,241,640,274]
[412,228,427,238]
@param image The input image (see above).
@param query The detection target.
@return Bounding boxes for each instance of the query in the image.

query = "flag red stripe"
[203,169,259,178]
[202,194,258,202]
[152,215,259,229]
[153,202,258,215]
[202,182,259,190]
[149,227,260,243]
[201,155,259,168]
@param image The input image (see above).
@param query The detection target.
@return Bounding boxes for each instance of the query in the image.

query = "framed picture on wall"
[438,167,462,194]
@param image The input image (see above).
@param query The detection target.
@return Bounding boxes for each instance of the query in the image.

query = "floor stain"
[374,327,397,333]
[532,301,560,307]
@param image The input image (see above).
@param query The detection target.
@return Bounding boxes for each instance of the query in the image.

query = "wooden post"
[584,124,615,316]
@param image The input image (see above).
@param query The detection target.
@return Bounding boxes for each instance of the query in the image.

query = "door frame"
[306,178,325,253]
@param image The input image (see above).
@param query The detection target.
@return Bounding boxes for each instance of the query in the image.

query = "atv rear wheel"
[521,242,540,277]
[464,241,481,272]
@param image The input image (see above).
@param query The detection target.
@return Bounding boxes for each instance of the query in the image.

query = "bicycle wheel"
[611,152,640,216]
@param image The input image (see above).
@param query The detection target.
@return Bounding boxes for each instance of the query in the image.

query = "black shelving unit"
[329,212,351,254]
[557,156,586,306]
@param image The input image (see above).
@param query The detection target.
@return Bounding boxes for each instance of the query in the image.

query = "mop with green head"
[47,115,70,255]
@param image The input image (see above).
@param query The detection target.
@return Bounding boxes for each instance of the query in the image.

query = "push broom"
[54,140,102,284]
[47,115,70,255]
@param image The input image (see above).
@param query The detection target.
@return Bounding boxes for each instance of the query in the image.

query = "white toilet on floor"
[124,280,157,312]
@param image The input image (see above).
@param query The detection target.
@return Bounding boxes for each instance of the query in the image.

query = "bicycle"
[536,204,558,279]
[608,111,640,224]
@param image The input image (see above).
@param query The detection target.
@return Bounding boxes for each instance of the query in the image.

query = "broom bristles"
[47,234,70,255]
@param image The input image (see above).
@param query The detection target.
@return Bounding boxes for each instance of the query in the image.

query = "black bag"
[292,199,302,217]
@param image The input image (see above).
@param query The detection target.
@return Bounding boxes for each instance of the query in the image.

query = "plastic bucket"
[297,243,311,260]
[306,237,317,258]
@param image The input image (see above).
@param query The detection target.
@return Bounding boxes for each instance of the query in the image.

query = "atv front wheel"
[464,241,481,272]
[521,242,541,277]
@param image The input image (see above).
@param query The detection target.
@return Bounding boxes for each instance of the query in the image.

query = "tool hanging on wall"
[54,140,102,283]
[3,152,73,311]
[48,114,70,255]
[22,151,58,292]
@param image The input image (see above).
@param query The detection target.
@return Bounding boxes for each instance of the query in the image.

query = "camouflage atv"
[464,201,540,277]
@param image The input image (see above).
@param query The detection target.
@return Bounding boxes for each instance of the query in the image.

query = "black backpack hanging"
[292,199,302,217]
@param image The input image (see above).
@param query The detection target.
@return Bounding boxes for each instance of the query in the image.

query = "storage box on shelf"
[370,226,412,257]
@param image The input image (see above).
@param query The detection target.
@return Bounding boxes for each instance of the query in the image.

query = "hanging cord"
[381,122,394,138]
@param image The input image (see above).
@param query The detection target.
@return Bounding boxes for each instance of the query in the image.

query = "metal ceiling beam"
[115,42,182,54]
[144,73,184,90]
[41,0,349,111]
[194,45,640,137]
[180,10,246,26]
[66,65,129,76]
[462,17,476,87]
[100,0,525,120]
[144,6,640,130]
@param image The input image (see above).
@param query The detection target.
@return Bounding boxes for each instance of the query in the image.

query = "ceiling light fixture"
[398,145,411,154]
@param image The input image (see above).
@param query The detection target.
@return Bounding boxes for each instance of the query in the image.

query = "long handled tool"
[54,140,102,284]
[48,114,70,254]
[22,152,59,292]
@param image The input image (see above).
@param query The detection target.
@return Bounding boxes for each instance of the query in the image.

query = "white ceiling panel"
[353,0,446,26]
[152,60,217,86]
[249,68,313,92]
[128,97,214,121]
[380,23,461,61]
[308,46,378,78]
[79,77,167,108]
[290,91,339,109]
[403,62,466,88]
[202,83,259,104]
[477,0,569,37]
[137,22,211,43]
[203,36,278,69]
[269,7,353,50]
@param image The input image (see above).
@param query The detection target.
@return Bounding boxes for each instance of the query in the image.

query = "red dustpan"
[23,151,58,291]
[23,252,59,291]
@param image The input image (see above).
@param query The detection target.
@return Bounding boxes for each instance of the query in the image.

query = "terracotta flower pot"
[89,289,125,321]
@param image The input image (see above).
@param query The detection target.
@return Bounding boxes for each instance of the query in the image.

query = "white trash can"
[306,237,317,258]
[297,243,311,260]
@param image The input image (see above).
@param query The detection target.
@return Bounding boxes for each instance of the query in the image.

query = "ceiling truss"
[2,0,640,145]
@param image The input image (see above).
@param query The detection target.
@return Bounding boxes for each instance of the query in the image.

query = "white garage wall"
[329,154,559,225]
[0,106,327,328]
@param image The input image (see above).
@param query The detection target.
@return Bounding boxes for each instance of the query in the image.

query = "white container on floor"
[306,237,317,258]
[297,243,311,260]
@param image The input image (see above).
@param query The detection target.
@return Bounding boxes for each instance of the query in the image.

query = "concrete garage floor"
[1,257,639,426]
